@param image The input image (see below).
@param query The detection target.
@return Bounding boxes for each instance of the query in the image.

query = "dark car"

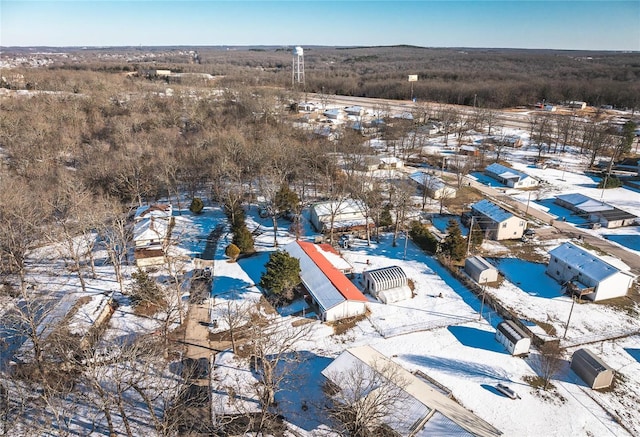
[524,228,536,237]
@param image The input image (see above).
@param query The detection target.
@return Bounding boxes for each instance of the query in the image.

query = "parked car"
[496,383,520,399]
[524,228,536,237]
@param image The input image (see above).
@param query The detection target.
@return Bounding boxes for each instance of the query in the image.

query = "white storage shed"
[362,266,411,304]
[464,256,499,284]
[495,320,531,356]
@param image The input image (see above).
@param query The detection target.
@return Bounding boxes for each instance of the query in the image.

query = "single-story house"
[470,199,526,241]
[546,242,635,301]
[321,345,503,437]
[362,266,411,304]
[485,163,539,189]
[570,348,614,389]
[460,145,480,157]
[323,108,342,120]
[344,105,364,116]
[495,320,531,356]
[568,101,587,110]
[134,203,173,222]
[554,193,637,228]
[409,171,457,200]
[309,199,374,234]
[133,217,169,249]
[464,256,499,284]
[283,241,367,322]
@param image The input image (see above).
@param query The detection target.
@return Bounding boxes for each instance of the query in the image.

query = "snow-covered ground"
[3,125,640,435]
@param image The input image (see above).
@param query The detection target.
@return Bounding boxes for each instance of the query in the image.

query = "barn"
[362,266,411,304]
[283,241,367,322]
[495,320,531,356]
[485,163,539,189]
[464,256,499,284]
[570,348,614,389]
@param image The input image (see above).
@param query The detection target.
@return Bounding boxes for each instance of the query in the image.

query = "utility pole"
[466,216,475,256]
[563,295,576,339]
[478,279,487,321]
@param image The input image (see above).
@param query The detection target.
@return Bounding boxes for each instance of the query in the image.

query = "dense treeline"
[6,45,637,109]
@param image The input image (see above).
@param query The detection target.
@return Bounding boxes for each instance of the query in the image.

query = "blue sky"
[1,1,639,50]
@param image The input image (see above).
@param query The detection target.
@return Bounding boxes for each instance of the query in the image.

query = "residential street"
[465,176,640,276]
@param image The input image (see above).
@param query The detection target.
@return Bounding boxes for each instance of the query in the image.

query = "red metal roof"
[297,241,367,302]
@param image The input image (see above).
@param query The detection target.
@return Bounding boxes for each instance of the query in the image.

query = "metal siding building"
[495,320,531,356]
[464,256,499,284]
[321,346,503,437]
[363,266,411,304]
[485,163,539,189]
[570,348,614,389]
[546,242,635,301]
[284,241,367,322]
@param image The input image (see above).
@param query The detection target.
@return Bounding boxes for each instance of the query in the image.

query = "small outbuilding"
[362,266,411,304]
[570,348,614,389]
[464,256,499,284]
[495,320,531,356]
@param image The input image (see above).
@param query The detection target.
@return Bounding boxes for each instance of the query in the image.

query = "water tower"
[292,46,305,86]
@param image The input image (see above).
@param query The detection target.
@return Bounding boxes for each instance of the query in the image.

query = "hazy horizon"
[1,1,639,51]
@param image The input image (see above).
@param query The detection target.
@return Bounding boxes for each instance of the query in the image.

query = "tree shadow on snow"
[212,276,254,299]
[402,353,511,382]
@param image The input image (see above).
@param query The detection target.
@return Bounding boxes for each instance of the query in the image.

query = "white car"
[496,383,520,399]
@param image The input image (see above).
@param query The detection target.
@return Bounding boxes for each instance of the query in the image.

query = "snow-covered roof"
[133,217,168,242]
[555,193,612,212]
[312,198,364,217]
[134,203,173,221]
[485,163,532,182]
[322,346,502,437]
[284,241,366,313]
[409,171,446,190]
[471,199,519,223]
[465,256,497,273]
[548,242,630,282]
[497,320,529,344]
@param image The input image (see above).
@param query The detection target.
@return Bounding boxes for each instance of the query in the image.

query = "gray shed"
[495,320,531,356]
[570,348,614,389]
[464,256,499,284]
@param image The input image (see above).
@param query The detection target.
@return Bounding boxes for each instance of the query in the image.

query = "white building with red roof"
[284,241,368,322]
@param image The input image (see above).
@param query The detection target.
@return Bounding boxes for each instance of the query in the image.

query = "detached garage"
[495,320,531,356]
[362,266,411,304]
[571,348,614,389]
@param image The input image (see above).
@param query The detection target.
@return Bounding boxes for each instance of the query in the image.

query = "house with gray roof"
[485,163,539,189]
[555,193,637,228]
[470,199,526,241]
[546,242,635,301]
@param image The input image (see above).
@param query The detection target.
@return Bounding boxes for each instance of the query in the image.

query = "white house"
[283,241,367,322]
[485,163,539,189]
[470,199,526,241]
[321,345,503,437]
[309,199,373,234]
[134,203,173,222]
[409,171,457,200]
[546,242,635,301]
[495,320,531,356]
[362,266,411,304]
[133,217,169,249]
[464,256,499,284]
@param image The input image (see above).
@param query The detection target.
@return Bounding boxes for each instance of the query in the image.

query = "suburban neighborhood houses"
[1,46,640,437]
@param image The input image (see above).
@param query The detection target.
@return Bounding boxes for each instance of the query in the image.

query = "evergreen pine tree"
[232,224,255,255]
[442,219,467,262]
[259,250,301,301]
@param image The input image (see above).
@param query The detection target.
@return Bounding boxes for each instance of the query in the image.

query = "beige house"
[470,199,526,241]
